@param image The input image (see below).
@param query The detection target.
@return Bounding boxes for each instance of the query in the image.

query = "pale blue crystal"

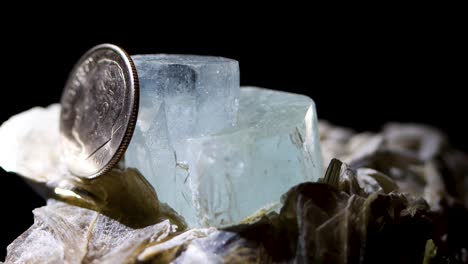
[126,55,240,225]
[185,87,323,226]
[125,55,322,227]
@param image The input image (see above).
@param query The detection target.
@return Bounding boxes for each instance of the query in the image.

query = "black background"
[0,13,465,260]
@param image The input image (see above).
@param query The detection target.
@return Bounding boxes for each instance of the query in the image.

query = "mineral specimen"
[127,84,323,227]
[0,105,62,181]
[1,105,468,263]
[0,84,323,229]
[184,87,323,227]
[125,55,240,227]
[0,105,185,228]
[4,200,182,263]
[130,54,240,141]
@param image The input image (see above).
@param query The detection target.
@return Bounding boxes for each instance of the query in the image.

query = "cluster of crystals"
[125,55,323,227]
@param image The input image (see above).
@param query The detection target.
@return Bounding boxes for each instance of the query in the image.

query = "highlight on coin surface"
[60,44,139,178]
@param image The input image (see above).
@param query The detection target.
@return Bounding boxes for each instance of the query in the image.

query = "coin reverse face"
[60,44,139,178]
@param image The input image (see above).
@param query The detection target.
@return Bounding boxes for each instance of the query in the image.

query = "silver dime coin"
[60,44,139,178]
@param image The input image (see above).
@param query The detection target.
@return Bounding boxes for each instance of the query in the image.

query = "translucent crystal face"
[186,87,323,226]
[125,55,322,227]
[126,55,240,225]
[131,54,240,141]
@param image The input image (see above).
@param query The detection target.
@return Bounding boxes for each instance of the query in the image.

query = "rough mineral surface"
[4,200,178,264]
[0,105,62,182]
[1,106,468,263]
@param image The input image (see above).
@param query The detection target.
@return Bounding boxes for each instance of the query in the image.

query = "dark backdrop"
[0,17,464,260]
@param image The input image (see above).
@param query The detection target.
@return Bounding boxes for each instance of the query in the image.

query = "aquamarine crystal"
[125,55,322,227]
[125,55,240,226]
[131,55,240,141]
[186,87,323,226]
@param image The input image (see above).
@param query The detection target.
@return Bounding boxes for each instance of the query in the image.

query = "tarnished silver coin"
[60,44,139,178]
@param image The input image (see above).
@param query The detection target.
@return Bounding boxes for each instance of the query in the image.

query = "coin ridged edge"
[63,43,140,179]
[92,43,139,179]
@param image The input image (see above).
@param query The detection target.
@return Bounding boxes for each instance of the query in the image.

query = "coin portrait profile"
[69,60,125,158]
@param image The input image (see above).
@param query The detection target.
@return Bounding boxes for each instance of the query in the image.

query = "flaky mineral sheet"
[5,200,176,263]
